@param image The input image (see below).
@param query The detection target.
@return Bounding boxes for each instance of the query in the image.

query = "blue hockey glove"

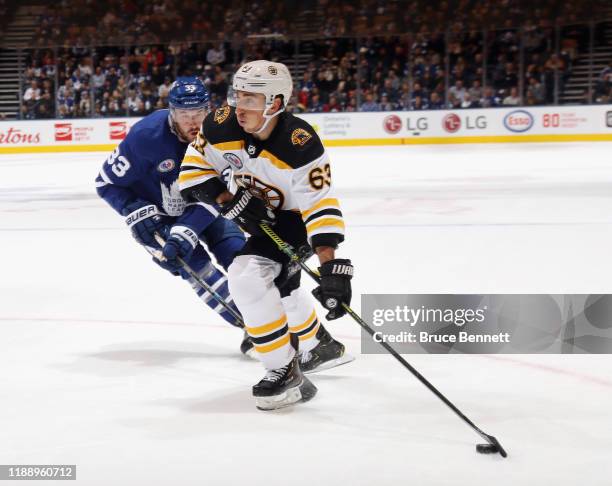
[123,200,169,248]
[157,225,199,273]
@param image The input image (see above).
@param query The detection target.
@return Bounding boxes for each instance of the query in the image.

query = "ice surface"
[1,143,611,485]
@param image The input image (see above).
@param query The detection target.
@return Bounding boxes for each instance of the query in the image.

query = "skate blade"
[303,353,355,374]
[255,377,318,411]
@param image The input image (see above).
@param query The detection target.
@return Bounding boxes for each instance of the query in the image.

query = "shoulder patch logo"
[223,152,243,170]
[191,132,207,155]
[268,65,278,75]
[214,106,231,124]
[291,128,312,146]
[157,159,175,172]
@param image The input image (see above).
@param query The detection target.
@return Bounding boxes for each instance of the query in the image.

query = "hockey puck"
[476,443,499,454]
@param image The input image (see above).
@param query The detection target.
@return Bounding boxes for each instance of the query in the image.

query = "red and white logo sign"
[542,112,588,129]
[0,127,41,145]
[54,123,73,141]
[442,113,461,133]
[109,121,128,140]
[383,114,402,134]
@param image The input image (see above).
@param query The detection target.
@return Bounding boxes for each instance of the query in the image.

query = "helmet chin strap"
[254,105,285,135]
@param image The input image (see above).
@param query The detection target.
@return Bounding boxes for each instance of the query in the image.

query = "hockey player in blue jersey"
[95,77,253,356]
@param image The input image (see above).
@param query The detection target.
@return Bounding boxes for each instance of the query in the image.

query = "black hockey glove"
[312,259,353,320]
[220,187,276,236]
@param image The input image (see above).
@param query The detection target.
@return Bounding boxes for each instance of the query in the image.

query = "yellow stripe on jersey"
[213,140,245,151]
[183,155,214,169]
[254,333,291,354]
[301,198,340,218]
[260,150,292,170]
[245,315,287,337]
[178,169,219,183]
[299,322,320,341]
[289,309,317,333]
[306,217,345,233]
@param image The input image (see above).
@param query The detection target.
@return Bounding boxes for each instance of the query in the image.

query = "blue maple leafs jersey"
[95,109,220,234]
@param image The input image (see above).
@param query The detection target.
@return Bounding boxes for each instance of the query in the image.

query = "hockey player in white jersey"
[178,61,354,410]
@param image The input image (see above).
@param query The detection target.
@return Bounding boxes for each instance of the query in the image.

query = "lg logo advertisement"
[382,115,428,135]
[503,110,534,133]
[442,113,461,133]
[442,113,487,133]
[407,117,428,133]
[606,111,612,128]
[383,115,402,134]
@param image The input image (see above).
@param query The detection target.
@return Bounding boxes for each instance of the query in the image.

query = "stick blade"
[477,435,508,458]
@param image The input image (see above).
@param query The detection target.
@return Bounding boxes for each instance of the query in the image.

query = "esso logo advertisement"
[54,123,73,141]
[109,121,128,140]
[383,114,402,134]
[442,113,461,133]
[504,110,534,133]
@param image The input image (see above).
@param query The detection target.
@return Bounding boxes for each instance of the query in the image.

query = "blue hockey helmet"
[168,76,210,110]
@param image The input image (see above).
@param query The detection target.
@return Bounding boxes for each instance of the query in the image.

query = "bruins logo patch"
[191,132,207,155]
[291,128,312,146]
[234,174,284,210]
[214,106,230,124]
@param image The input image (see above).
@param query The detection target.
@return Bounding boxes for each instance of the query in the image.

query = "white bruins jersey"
[178,106,345,248]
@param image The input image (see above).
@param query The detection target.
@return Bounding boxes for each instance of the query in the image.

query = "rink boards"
[1,104,612,154]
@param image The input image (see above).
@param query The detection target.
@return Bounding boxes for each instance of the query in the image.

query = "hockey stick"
[147,233,244,325]
[259,222,507,458]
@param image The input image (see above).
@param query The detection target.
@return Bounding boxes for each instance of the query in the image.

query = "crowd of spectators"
[20,38,294,119]
[31,0,289,47]
[21,43,231,119]
[17,0,611,119]
[289,25,579,114]
[28,0,606,47]
[595,60,612,103]
[0,0,16,38]
[21,50,56,119]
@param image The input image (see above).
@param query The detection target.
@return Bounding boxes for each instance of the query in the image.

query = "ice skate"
[253,357,317,410]
[299,325,354,374]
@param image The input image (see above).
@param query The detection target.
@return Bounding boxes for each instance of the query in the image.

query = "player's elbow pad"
[181,177,227,205]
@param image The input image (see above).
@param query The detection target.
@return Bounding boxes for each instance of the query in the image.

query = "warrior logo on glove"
[331,262,354,276]
[221,187,276,236]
